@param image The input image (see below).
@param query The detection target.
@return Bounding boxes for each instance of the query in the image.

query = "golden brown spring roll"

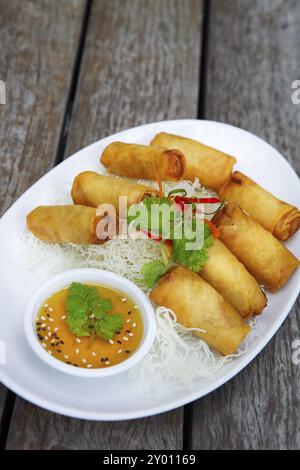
[100,142,186,181]
[27,205,105,244]
[219,171,300,241]
[200,239,267,318]
[213,203,299,291]
[71,171,157,212]
[162,239,266,318]
[150,266,251,356]
[150,132,236,191]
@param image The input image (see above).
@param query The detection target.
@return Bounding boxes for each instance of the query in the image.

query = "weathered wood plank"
[191,0,300,450]
[0,0,86,445]
[65,0,204,156]
[0,0,86,216]
[6,0,204,450]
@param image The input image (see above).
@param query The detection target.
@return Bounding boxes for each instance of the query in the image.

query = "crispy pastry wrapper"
[150,132,236,191]
[151,266,251,356]
[27,205,107,245]
[71,171,157,212]
[201,239,267,318]
[100,142,186,181]
[213,203,299,292]
[219,171,300,241]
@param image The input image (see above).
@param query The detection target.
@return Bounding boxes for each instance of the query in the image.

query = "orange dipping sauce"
[35,284,143,369]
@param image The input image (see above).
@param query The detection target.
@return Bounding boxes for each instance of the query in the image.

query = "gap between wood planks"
[0,0,93,451]
[182,0,211,450]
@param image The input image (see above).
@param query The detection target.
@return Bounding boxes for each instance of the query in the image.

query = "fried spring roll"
[213,203,299,291]
[27,205,104,244]
[219,171,300,241]
[150,132,236,191]
[162,239,266,318]
[200,239,267,318]
[100,142,186,181]
[71,171,157,212]
[150,266,251,356]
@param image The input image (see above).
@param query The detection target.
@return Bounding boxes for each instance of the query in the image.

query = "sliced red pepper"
[174,196,221,205]
[139,228,162,242]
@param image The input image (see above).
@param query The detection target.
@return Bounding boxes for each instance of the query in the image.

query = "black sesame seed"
[38,334,43,341]
[115,331,121,335]
[126,329,131,333]
[42,328,47,331]
[66,361,72,365]
[127,311,132,315]
[60,340,64,345]
[125,350,130,354]
[46,313,50,318]
[117,340,122,344]
[57,349,62,353]
[37,322,42,325]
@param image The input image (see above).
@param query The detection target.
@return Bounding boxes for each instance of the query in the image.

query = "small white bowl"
[24,269,156,378]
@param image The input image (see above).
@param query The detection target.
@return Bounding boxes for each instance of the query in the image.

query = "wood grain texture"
[191,0,300,450]
[65,0,204,157]
[6,0,204,450]
[0,0,85,217]
[0,0,86,443]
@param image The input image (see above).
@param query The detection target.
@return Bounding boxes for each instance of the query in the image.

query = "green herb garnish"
[141,260,168,289]
[66,282,123,341]
[172,223,214,272]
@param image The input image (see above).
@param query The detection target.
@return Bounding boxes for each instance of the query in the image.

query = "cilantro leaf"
[172,224,214,272]
[66,283,121,340]
[95,313,123,341]
[66,295,90,336]
[141,260,168,288]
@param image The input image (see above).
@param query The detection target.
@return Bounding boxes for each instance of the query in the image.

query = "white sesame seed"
[48,307,53,312]
[48,332,52,337]
[54,327,59,332]
[109,339,114,345]
[134,306,139,310]
[129,333,134,337]
[76,338,81,343]
[105,361,110,365]
[47,326,51,331]
[75,349,80,355]
[118,349,122,354]
[121,297,127,302]
[82,358,87,364]
[44,336,48,341]
[126,319,131,323]
[49,318,54,322]
[87,364,93,368]
[64,355,69,359]
[48,350,52,355]
[44,304,49,308]
[132,322,137,328]
[91,352,96,357]
[41,316,46,320]
[123,336,129,341]
[41,323,46,328]
[51,339,55,344]
[61,315,66,320]
[42,343,46,348]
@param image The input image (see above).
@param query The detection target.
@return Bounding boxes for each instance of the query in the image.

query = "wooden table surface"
[0,0,300,450]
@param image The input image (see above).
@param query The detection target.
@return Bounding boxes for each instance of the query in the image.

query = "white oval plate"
[0,119,299,420]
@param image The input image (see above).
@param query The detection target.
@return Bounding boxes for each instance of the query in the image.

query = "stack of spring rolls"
[27,132,300,356]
